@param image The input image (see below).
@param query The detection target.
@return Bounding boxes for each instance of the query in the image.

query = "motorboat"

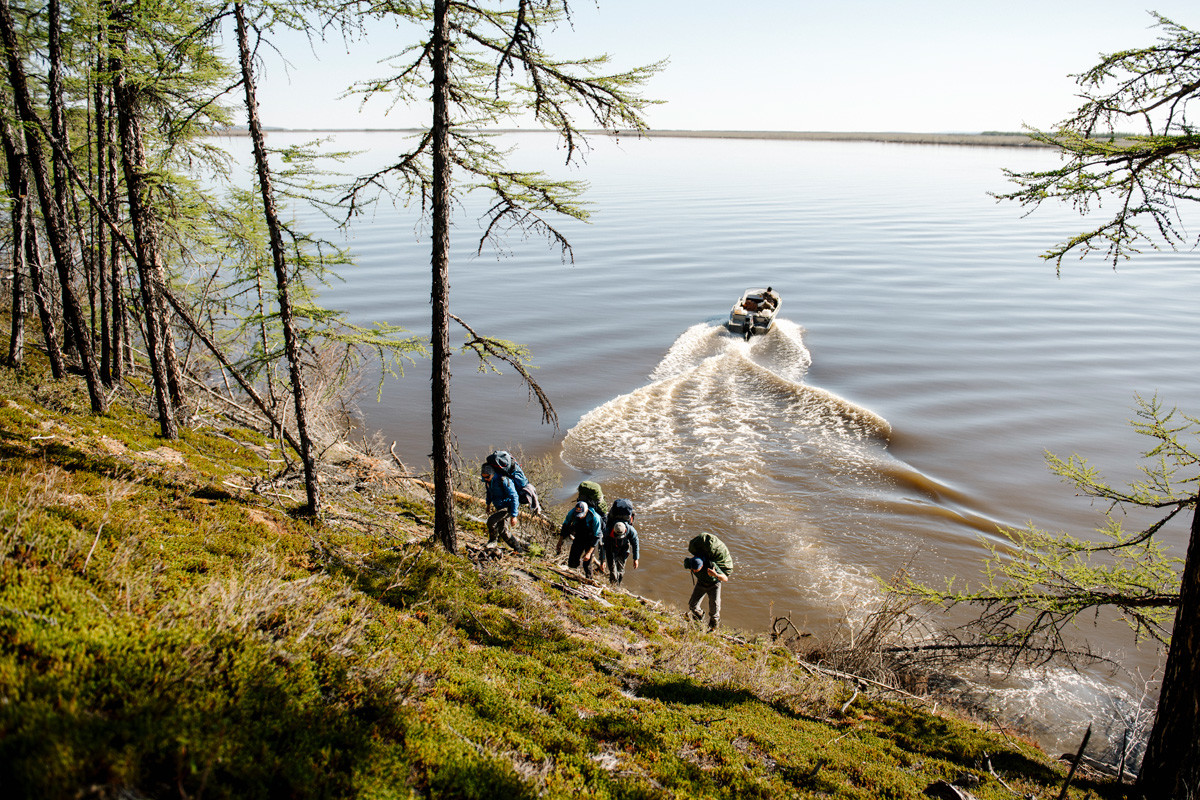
[727,287,780,339]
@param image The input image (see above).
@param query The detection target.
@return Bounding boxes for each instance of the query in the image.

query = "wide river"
[248,131,1200,759]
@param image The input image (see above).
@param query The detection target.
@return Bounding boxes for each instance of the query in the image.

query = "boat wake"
[561,318,1148,764]
[562,320,911,616]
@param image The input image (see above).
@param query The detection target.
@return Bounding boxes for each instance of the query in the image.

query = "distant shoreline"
[223,127,1049,148]
[625,130,1049,148]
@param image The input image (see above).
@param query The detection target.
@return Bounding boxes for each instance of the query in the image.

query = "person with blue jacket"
[604,521,640,585]
[558,501,603,579]
[482,463,526,552]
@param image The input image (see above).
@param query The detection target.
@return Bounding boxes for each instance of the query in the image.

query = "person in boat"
[481,463,527,552]
[685,532,732,631]
[762,286,780,311]
[559,501,603,579]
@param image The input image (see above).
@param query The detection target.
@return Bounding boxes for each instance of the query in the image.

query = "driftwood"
[794,657,927,703]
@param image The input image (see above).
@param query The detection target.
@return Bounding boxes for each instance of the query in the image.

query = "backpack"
[606,498,635,534]
[486,450,529,489]
[576,481,607,517]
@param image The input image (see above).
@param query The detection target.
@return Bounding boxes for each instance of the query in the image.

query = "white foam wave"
[562,320,899,612]
[949,664,1151,768]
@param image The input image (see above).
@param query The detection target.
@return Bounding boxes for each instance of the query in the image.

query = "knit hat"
[481,463,495,479]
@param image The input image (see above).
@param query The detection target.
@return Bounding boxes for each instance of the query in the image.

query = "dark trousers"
[567,537,595,579]
[688,581,722,630]
[606,548,630,584]
[487,510,524,552]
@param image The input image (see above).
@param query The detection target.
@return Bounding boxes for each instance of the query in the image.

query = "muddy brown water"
[236,131,1200,760]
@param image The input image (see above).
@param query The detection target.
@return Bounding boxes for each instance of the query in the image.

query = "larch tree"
[346,0,661,553]
[945,13,1200,798]
[232,0,322,516]
[0,0,107,413]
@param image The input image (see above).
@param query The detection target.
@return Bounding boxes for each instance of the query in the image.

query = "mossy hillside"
[0,362,1131,798]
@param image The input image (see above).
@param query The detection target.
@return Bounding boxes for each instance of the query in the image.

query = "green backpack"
[576,481,607,517]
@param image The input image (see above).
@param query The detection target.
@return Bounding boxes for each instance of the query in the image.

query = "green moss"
[0,359,1134,800]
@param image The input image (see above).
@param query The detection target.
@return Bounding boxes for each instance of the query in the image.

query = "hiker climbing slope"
[573,481,607,564]
[604,498,639,585]
[486,450,541,514]
[685,532,732,631]
[558,501,603,580]
[481,463,526,552]
[604,521,639,585]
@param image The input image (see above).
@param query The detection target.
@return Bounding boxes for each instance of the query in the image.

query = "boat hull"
[727,287,780,336]
[727,311,775,335]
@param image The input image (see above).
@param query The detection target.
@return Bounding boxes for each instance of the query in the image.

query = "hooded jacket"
[484,473,520,518]
[688,533,732,586]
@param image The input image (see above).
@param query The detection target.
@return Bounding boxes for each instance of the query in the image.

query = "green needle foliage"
[342,0,664,552]
[892,393,1192,664]
[995,14,1200,269]
[995,17,1200,792]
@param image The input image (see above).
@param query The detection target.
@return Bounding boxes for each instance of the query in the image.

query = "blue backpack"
[487,450,529,490]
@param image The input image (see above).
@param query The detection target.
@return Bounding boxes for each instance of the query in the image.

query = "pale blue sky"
[253,2,1198,132]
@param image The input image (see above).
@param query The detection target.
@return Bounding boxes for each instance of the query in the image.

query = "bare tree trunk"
[46,0,82,360]
[234,3,321,518]
[6,219,25,366]
[24,225,65,377]
[109,20,176,438]
[1,100,62,375]
[47,0,68,232]
[110,13,181,408]
[0,0,105,413]
[1137,505,1200,798]
[2,115,25,366]
[103,71,128,379]
[429,0,456,552]
[254,266,279,413]
[94,41,112,386]
[53,132,306,459]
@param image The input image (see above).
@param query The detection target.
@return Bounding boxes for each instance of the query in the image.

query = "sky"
[252,1,1199,133]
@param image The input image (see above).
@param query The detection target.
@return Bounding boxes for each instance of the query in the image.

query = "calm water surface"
[262,132,1200,756]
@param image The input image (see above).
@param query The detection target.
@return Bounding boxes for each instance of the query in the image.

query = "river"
[247,131,1200,760]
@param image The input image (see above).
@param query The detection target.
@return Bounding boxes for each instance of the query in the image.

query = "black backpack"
[606,498,635,534]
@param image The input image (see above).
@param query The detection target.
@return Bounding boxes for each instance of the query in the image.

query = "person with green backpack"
[558,480,607,556]
[684,532,732,631]
[573,480,607,518]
